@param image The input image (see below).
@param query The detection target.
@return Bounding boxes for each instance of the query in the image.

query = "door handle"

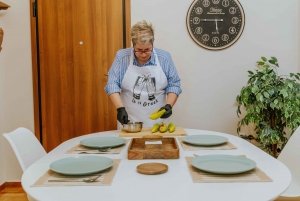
[104,73,108,76]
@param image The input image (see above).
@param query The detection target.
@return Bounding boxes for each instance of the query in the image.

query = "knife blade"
[48,179,85,182]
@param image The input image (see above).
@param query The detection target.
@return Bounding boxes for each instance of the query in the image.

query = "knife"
[48,179,85,182]
[48,174,101,182]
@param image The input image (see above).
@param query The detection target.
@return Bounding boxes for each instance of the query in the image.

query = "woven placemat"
[66,139,130,154]
[177,137,237,150]
[186,157,272,183]
[31,159,121,187]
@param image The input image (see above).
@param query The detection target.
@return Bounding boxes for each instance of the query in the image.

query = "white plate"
[191,154,256,174]
[50,156,113,175]
[80,136,126,149]
[182,135,228,146]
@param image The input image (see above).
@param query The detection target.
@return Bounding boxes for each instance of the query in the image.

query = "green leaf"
[257,62,265,66]
[279,101,283,108]
[271,57,277,62]
[259,94,264,102]
[274,99,278,105]
[252,85,259,93]
[260,121,267,125]
[269,60,275,65]
[261,57,267,62]
[268,89,275,95]
[263,92,269,98]
[248,71,254,75]
[280,89,287,96]
[285,111,289,118]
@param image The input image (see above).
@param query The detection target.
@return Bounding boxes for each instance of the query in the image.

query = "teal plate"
[80,137,126,149]
[50,156,114,175]
[191,155,256,174]
[182,135,228,146]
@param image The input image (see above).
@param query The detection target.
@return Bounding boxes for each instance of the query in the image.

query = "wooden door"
[30,0,131,152]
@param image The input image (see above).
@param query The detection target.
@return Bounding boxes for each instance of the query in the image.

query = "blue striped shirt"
[104,47,182,96]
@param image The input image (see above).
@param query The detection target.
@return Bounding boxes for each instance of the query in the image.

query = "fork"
[48,174,101,183]
[78,147,112,154]
[98,147,112,152]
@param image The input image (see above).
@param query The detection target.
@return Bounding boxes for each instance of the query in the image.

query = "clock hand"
[200,19,223,22]
[215,19,218,32]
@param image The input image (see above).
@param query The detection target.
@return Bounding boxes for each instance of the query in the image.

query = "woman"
[105,20,182,128]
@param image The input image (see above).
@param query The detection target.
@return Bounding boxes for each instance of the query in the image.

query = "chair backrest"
[3,127,47,172]
[277,127,300,182]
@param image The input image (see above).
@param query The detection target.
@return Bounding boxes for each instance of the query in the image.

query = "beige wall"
[0,0,34,183]
[0,0,299,183]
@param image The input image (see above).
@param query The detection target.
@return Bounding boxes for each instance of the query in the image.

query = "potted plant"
[236,56,300,157]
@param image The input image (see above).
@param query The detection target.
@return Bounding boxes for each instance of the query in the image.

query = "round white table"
[22,129,291,201]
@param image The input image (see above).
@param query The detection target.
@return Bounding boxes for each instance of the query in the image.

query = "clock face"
[186,0,245,50]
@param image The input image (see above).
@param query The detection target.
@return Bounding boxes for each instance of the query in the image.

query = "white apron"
[119,48,169,128]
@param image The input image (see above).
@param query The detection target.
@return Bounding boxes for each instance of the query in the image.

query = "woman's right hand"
[117,107,130,124]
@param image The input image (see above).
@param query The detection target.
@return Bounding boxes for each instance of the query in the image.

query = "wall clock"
[186,0,245,50]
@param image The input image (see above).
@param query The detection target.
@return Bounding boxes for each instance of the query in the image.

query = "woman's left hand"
[159,104,172,118]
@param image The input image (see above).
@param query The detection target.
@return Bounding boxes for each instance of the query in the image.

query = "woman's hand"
[117,107,130,124]
[159,104,172,118]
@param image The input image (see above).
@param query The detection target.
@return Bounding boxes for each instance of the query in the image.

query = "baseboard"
[0,182,5,192]
[0,182,22,192]
[5,182,22,187]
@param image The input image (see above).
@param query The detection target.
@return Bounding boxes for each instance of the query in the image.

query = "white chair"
[276,127,300,200]
[3,127,47,201]
[3,127,47,172]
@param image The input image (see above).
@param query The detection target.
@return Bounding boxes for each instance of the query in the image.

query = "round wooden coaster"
[137,163,168,175]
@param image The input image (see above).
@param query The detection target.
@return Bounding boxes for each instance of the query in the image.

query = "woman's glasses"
[134,49,153,54]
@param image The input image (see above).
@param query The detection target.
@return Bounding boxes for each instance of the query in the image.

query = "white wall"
[132,0,299,136]
[0,0,34,182]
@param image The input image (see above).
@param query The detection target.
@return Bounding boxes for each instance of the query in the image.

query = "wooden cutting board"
[119,127,187,137]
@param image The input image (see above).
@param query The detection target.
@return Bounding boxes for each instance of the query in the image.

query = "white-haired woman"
[105,20,182,127]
